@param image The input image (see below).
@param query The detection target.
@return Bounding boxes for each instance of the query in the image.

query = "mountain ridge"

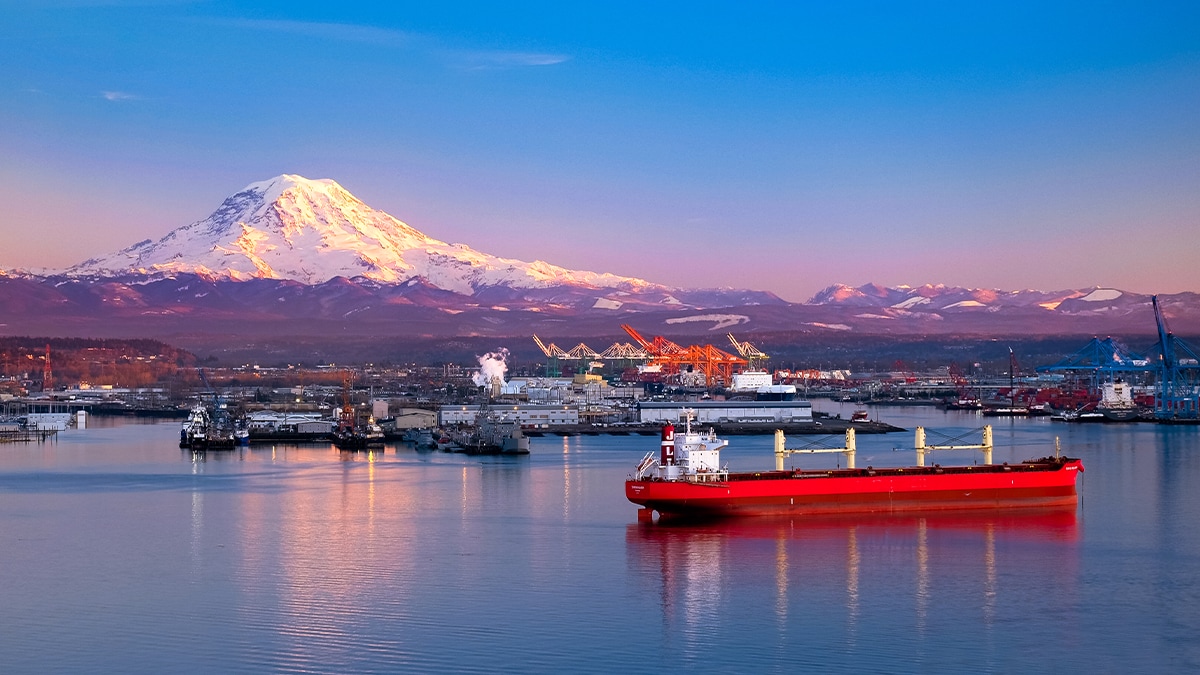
[2,271,1197,340]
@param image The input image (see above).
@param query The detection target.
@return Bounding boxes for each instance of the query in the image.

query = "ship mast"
[340,371,354,432]
[1008,347,1018,409]
[42,343,53,392]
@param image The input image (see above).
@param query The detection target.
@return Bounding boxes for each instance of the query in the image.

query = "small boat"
[1051,406,1106,423]
[943,397,984,410]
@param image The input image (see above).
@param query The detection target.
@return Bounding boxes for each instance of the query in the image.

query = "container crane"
[727,334,769,371]
[621,324,686,357]
[532,335,569,377]
[621,324,748,387]
[1035,336,1154,408]
[1152,295,1200,420]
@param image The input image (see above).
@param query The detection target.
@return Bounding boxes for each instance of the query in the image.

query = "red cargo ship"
[626,416,1083,520]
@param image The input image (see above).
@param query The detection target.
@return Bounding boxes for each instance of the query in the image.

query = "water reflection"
[627,509,1079,650]
[222,445,422,668]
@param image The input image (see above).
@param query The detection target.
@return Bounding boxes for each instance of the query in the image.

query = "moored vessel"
[332,422,385,450]
[1096,379,1141,422]
[448,400,530,455]
[402,427,438,450]
[626,414,1083,520]
[179,403,238,449]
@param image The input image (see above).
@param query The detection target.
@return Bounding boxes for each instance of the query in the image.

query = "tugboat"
[626,412,1083,520]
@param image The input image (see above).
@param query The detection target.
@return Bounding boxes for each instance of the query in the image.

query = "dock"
[0,429,59,444]
[523,419,902,437]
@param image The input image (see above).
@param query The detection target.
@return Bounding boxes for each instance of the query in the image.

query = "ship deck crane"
[774,428,857,470]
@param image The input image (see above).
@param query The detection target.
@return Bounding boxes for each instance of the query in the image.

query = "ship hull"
[1098,407,1141,422]
[627,461,1082,518]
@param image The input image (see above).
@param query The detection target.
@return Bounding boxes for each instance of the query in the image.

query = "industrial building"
[386,407,438,430]
[439,404,580,427]
[637,400,813,424]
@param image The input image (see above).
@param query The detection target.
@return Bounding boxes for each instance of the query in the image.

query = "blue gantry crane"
[1036,336,1155,390]
[1152,295,1200,421]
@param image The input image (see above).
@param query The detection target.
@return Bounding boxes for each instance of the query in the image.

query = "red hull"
[627,459,1083,518]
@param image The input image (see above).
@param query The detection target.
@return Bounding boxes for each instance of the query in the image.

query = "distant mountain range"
[1,175,1196,342]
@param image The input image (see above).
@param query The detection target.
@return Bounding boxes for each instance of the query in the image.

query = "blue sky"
[1,1,1197,301]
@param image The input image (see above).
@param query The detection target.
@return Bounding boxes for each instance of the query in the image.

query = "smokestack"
[472,348,509,396]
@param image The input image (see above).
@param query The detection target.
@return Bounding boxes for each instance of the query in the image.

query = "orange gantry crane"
[621,324,748,387]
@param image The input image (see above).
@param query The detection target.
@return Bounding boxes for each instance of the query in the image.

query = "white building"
[245,411,334,434]
[730,370,773,391]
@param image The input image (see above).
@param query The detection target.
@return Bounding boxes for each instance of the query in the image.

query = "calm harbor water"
[2,404,1199,673]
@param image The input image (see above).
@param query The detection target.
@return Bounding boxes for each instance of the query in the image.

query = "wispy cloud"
[16,0,195,7]
[102,91,138,101]
[201,16,569,70]
[206,17,411,47]
[451,50,571,71]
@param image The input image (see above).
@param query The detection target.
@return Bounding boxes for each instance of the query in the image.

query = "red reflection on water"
[626,507,1081,647]
[630,507,1079,544]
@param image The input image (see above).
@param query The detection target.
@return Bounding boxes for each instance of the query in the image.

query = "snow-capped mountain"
[66,174,660,294]
[808,283,1135,313]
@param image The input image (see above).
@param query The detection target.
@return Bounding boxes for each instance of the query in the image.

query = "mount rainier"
[70,175,662,294]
